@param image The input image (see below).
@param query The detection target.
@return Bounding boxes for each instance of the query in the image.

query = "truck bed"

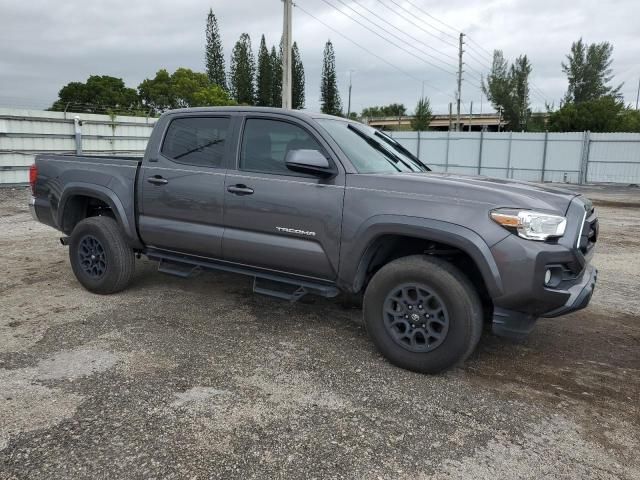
[31,153,143,247]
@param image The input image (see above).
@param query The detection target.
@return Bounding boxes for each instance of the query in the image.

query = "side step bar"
[146,248,339,302]
[157,259,202,278]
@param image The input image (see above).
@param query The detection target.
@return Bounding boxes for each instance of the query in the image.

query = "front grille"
[578,207,598,255]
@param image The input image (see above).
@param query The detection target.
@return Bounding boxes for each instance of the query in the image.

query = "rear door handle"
[227,184,254,195]
[147,175,168,185]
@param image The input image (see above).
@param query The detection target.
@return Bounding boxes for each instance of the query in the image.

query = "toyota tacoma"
[29,107,598,373]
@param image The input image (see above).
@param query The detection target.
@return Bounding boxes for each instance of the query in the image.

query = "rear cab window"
[161,116,230,168]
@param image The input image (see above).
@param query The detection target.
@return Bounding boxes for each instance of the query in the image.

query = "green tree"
[229,33,255,105]
[510,55,532,130]
[483,50,532,131]
[138,68,232,113]
[292,41,305,109]
[205,8,226,91]
[320,40,342,115]
[562,38,621,104]
[270,44,282,107]
[51,75,139,113]
[619,109,640,132]
[170,68,210,108]
[410,97,433,131]
[255,35,273,106]
[138,69,173,112]
[547,96,624,132]
[361,104,407,118]
[192,85,236,107]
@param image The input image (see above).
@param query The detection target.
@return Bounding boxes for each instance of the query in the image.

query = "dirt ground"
[0,185,638,479]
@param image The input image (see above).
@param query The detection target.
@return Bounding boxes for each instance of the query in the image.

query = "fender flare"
[58,183,140,247]
[339,215,504,297]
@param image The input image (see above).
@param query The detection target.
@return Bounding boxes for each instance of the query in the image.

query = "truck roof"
[160,106,347,122]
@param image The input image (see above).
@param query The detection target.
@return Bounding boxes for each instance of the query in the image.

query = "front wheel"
[69,216,135,294]
[363,255,482,374]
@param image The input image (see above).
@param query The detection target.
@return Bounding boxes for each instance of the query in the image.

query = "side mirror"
[285,149,335,178]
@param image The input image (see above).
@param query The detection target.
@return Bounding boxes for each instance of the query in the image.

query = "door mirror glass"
[285,149,334,177]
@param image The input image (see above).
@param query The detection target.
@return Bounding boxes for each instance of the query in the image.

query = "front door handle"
[227,184,254,195]
[147,175,168,185]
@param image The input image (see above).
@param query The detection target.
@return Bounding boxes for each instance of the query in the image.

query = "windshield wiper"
[351,125,420,172]
[374,131,430,171]
[347,124,402,172]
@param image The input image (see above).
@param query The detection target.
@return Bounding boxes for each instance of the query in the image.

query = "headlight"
[490,208,567,241]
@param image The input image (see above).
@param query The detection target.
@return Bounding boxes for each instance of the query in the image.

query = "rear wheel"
[363,255,482,374]
[69,216,135,294]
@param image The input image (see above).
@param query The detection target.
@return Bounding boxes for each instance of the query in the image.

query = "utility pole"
[456,33,465,132]
[636,78,640,110]
[281,0,293,109]
[497,106,503,132]
[347,70,354,118]
[468,101,473,132]
[448,102,453,131]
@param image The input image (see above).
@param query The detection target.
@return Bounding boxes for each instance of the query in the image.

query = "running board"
[253,278,334,302]
[157,259,202,278]
[146,249,339,302]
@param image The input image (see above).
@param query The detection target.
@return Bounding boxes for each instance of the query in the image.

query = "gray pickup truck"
[29,107,598,373]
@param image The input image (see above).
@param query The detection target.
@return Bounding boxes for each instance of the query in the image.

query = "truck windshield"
[316,119,429,173]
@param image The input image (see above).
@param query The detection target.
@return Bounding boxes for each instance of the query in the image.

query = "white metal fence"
[389,131,640,185]
[2,108,640,185]
[0,108,154,184]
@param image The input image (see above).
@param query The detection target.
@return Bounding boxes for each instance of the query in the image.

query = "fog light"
[544,269,552,285]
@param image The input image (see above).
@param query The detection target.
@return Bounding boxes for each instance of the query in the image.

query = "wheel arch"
[340,215,503,298]
[58,183,141,248]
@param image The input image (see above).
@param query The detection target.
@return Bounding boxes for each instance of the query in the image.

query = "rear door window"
[161,116,229,168]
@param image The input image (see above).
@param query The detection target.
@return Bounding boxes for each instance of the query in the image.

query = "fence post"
[477,130,484,175]
[578,130,591,185]
[540,130,548,182]
[73,116,83,155]
[444,130,450,172]
[583,131,591,184]
[506,131,513,178]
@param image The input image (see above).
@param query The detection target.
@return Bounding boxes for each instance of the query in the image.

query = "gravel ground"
[0,185,638,479]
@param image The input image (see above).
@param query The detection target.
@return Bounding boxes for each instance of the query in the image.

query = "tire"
[363,255,482,374]
[68,216,135,294]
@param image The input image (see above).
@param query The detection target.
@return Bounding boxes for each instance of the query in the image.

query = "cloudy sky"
[1,0,638,115]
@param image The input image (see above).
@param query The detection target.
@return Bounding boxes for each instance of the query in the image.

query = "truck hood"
[352,172,579,214]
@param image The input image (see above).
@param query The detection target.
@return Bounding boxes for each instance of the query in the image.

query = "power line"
[295,3,455,101]
[463,65,485,83]
[350,0,458,65]
[374,0,457,48]
[463,78,483,91]
[464,49,491,71]
[377,0,490,106]
[318,0,456,76]
[465,36,495,60]
[390,0,459,40]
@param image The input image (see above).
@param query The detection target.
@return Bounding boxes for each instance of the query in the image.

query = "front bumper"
[489,196,598,339]
[492,264,597,339]
[541,264,597,318]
